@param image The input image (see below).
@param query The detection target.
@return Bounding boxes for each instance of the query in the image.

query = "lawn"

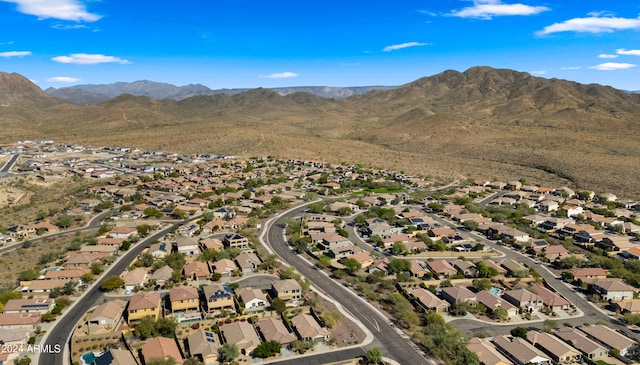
[595,360,613,365]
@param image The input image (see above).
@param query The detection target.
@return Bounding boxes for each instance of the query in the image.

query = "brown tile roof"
[128,292,161,311]
[141,337,183,364]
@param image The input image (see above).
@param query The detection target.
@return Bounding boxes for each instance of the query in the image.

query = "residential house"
[502,289,544,313]
[588,279,635,301]
[0,329,29,363]
[127,292,161,324]
[2,299,54,314]
[491,336,551,365]
[7,225,36,240]
[366,221,393,237]
[347,251,374,269]
[428,227,456,240]
[440,286,477,306]
[19,279,72,294]
[141,337,184,364]
[86,299,127,334]
[213,258,238,276]
[555,327,608,360]
[410,288,450,313]
[92,349,138,365]
[183,261,211,281]
[0,313,40,330]
[235,252,261,274]
[526,331,581,364]
[612,300,640,314]
[499,259,528,277]
[257,318,297,347]
[169,287,200,313]
[223,233,250,250]
[148,242,170,259]
[187,329,221,363]
[291,313,330,341]
[528,284,570,311]
[271,279,303,302]
[109,226,137,239]
[426,260,457,278]
[329,245,360,259]
[150,265,174,286]
[319,233,352,251]
[122,268,148,292]
[408,260,430,278]
[475,290,518,317]
[79,245,118,255]
[175,237,199,256]
[220,321,261,355]
[453,259,478,278]
[367,259,390,274]
[199,238,224,252]
[540,245,570,261]
[568,268,607,281]
[202,284,234,313]
[467,338,514,365]
[65,253,108,268]
[578,325,638,357]
[235,287,268,312]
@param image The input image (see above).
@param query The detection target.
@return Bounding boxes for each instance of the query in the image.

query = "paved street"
[37,224,178,365]
[264,205,433,365]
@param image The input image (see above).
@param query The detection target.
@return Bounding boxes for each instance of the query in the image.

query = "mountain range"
[45,81,395,104]
[1,66,639,196]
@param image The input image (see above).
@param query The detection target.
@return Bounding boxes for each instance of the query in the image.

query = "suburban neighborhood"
[0,140,640,365]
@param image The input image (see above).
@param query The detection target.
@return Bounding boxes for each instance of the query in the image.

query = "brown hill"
[1,67,639,196]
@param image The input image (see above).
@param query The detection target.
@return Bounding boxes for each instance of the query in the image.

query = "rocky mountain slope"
[2,67,639,195]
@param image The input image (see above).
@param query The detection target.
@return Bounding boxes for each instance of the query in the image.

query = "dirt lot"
[0,232,96,290]
[0,185,30,208]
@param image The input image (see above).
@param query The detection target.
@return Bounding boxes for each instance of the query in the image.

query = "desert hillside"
[1,67,639,196]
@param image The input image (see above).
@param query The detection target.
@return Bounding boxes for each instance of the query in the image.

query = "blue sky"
[1,0,640,90]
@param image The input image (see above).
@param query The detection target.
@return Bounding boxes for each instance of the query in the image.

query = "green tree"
[491,307,508,320]
[364,348,383,364]
[475,261,499,278]
[254,340,281,358]
[164,252,186,271]
[137,224,153,237]
[388,258,410,273]
[341,258,362,275]
[543,319,557,333]
[133,316,157,339]
[147,357,178,365]
[183,357,204,365]
[271,298,287,315]
[56,214,73,228]
[510,326,528,339]
[19,269,39,281]
[391,242,407,255]
[120,240,131,251]
[317,255,332,268]
[472,278,492,291]
[101,276,124,291]
[143,207,162,218]
[463,220,479,231]
[219,343,239,362]
[156,317,178,337]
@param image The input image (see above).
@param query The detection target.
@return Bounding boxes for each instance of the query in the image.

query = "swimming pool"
[81,352,95,365]
[490,288,501,295]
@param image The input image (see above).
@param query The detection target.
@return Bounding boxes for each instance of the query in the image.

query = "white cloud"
[617,48,640,56]
[0,51,31,57]
[0,41,15,46]
[2,0,101,22]
[417,10,437,16]
[598,54,618,59]
[46,76,81,83]
[537,14,640,35]
[383,42,429,52]
[51,53,130,64]
[589,62,636,71]
[262,72,299,79]
[530,70,547,75]
[560,66,581,70]
[450,0,549,20]
[52,23,89,30]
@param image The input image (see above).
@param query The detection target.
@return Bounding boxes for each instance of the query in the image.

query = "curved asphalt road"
[38,224,178,365]
[266,206,432,365]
